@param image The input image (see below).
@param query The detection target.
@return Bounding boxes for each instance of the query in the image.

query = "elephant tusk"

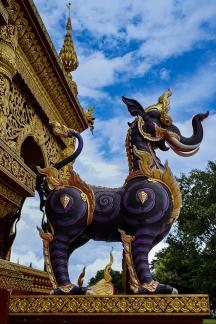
[171,147,200,157]
[167,136,201,151]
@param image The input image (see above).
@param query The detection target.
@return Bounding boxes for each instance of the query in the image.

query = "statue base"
[6,293,209,324]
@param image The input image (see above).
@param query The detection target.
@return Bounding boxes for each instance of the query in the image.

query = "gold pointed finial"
[67,2,71,18]
[59,2,79,74]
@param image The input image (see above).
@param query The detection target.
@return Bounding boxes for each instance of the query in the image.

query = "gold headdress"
[145,88,172,126]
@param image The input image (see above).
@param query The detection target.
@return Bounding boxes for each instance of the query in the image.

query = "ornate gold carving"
[118,229,140,293]
[57,283,74,294]
[37,227,57,290]
[87,249,115,296]
[9,295,210,315]
[59,6,79,73]
[138,116,162,142]
[0,259,33,291]
[0,78,61,166]
[0,137,36,217]
[145,88,173,126]
[0,24,17,80]
[81,192,87,202]
[60,194,70,208]
[0,182,22,207]
[16,47,66,128]
[85,107,95,132]
[131,145,182,224]
[0,138,36,191]
[51,120,71,138]
[77,267,86,288]
[141,280,159,292]
[36,167,68,190]
[0,197,16,217]
[133,146,152,176]
[0,259,52,293]
[125,120,136,173]
[0,73,10,138]
[0,1,9,24]
[38,166,95,226]
[138,190,148,204]
[59,4,79,96]
[7,0,87,132]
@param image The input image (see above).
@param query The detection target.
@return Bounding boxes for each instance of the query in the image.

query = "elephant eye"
[161,115,172,127]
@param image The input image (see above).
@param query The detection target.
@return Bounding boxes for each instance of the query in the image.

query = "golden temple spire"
[59,2,79,75]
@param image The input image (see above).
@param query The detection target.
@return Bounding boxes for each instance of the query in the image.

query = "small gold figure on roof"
[85,106,95,133]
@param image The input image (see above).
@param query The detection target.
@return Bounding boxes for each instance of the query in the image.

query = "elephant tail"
[53,130,83,170]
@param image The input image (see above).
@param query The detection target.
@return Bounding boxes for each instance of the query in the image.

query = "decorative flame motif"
[77,266,86,288]
[87,249,115,295]
[145,88,173,126]
[138,190,148,204]
[60,194,70,208]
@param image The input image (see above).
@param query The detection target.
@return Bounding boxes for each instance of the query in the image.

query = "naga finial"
[85,106,95,133]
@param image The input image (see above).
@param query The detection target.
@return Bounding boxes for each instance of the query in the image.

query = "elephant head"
[122,89,209,157]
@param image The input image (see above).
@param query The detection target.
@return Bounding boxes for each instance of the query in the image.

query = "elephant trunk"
[179,113,208,146]
[164,112,208,156]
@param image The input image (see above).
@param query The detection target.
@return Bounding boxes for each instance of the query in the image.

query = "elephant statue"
[37,89,208,295]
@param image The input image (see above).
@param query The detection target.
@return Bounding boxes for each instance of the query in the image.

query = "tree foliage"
[152,162,216,297]
[88,269,124,293]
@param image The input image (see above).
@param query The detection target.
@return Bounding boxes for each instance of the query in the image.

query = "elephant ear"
[122,96,144,116]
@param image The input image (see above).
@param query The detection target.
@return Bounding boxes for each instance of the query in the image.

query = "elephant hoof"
[138,282,178,294]
[51,285,87,295]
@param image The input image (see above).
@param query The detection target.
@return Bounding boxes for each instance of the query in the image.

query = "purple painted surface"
[38,99,206,295]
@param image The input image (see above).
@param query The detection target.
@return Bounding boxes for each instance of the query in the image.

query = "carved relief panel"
[2,78,62,166]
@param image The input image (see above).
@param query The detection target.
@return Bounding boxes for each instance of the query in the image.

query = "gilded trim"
[118,229,140,293]
[9,295,210,316]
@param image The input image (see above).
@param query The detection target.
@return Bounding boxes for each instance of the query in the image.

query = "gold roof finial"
[67,2,71,18]
[59,2,79,74]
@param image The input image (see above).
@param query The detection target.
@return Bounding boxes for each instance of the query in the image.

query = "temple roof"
[6,0,88,132]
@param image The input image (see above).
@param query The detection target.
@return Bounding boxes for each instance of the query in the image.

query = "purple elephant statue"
[37,89,208,295]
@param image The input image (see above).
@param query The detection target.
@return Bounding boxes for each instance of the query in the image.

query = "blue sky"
[11,0,216,285]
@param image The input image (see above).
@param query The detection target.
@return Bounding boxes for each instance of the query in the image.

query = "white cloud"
[34,0,216,96]
[11,193,44,269]
[127,58,216,120]
[11,250,44,270]
[73,52,132,98]
[75,126,128,187]
[160,68,170,80]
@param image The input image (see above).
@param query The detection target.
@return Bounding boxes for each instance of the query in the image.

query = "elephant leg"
[119,228,177,294]
[49,233,72,288]
[131,227,155,285]
[49,228,88,295]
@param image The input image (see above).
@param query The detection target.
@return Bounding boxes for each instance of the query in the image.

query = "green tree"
[152,161,216,297]
[88,269,124,293]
